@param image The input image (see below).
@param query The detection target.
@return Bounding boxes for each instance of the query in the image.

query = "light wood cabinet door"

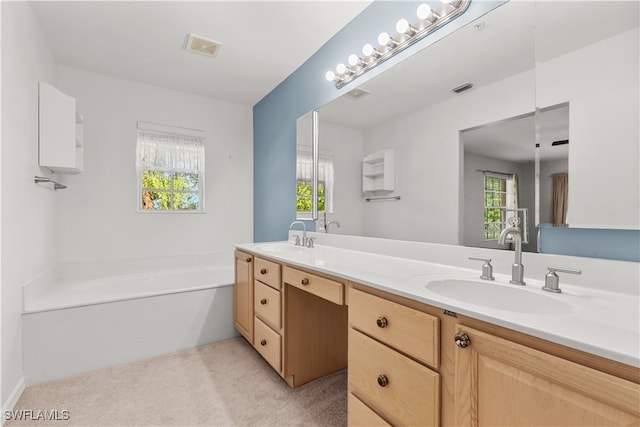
[349,287,439,368]
[233,250,253,343]
[254,257,282,290]
[254,280,281,330]
[349,329,440,426]
[283,266,344,305]
[454,325,640,426]
[348,393,391,427]
[254,317,282,373]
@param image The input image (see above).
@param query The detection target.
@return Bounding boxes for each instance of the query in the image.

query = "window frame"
[483,175,508,240]
[295,148,334,219]
[136,123,205,214]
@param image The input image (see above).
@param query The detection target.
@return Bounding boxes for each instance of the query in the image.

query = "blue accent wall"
[538,226,640,262]
[253,0,504,243]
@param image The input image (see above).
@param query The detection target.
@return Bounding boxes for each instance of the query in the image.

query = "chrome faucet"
[325,221,341,233]
[498,225,526,285]
[289,221,307,246]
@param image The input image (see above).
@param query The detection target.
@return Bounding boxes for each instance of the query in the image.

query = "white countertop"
[236,239,640,368]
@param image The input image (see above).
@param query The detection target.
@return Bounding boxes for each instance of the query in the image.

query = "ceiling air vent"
[184,33,223,58]
[344,87,372,100]
[452,82,474,94]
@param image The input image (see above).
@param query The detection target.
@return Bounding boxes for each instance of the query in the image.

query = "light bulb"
[325,71,336,81]
[336,63,347,75]
[377,32,391,46]
[396,19,411,35]
[348,54,360,67]
[362,43,375,57]
[417,4,434,21]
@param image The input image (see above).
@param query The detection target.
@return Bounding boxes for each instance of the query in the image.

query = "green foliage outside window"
[142,170,200,211]
[484,176,506,239]
[296,181,325,212]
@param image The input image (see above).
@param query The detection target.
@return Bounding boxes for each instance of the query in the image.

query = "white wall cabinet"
[362,149,394,193]
[38,81,83,174]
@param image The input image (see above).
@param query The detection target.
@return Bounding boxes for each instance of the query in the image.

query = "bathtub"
[22,252,238,385]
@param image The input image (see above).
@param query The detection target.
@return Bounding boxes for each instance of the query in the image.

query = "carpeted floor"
[6,337,347,427]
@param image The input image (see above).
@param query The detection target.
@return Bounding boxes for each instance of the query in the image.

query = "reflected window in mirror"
[296,149,334,218]
[484,174,518,240]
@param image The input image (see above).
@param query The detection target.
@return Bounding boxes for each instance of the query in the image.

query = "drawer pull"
[301,278,309,286]
[454,332,471,348]
[260,339,267,346]
[376,316,388,328]
[377,374,389,387]
[260,298,267,305]
[246,257,252,262]
[260,268,267,275]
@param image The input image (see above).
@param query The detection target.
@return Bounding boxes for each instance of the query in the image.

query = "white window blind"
[136,122,205,212]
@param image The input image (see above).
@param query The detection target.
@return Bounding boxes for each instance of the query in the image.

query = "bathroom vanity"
[234,238,639,426]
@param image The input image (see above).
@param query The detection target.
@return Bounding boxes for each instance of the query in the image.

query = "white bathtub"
[22,253,238,385]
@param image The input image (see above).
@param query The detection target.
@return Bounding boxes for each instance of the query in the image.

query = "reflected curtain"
[550,173,569,226]
[509,174,519,210]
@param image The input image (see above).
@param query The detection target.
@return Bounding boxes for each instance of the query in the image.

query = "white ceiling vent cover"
[344,87,372,100]
[184,33,223,58]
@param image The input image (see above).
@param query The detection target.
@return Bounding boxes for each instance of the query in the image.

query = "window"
[296,149,334,217]
[483,174,518,240]
[136,123,205,212]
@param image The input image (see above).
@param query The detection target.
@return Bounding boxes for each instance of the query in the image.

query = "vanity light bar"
[326,0,471,89]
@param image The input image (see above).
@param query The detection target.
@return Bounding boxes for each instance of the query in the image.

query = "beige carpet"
[7,337,347,427]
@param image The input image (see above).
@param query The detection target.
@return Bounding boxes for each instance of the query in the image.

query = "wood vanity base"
[234,249,640,426]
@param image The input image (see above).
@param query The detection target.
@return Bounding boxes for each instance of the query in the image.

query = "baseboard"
[1,377,25,426]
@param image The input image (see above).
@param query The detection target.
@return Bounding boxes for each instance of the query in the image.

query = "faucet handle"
[294,235,302,246]
[306,237,315,248]
[542,267,582,293]
[469,257,495,281]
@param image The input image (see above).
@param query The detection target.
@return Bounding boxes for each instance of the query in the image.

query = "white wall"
[537,28,639,229]
[1,1,58,410]
[55,66,253,262]
[318,122,364,236]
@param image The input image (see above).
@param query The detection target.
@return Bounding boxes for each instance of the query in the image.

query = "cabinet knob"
[260,268,267,275]
[260,339,267,346]
[377,374,389,387]
[260,298,267,305]
[245,257,252,263]
[301,278,309,286]
[454,332,471,348]
[376,316,388,328]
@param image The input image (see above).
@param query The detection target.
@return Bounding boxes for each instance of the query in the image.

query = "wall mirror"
[296,0,639,251]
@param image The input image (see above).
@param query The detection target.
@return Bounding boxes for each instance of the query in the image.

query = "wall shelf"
[38,81,84,174]
[363,149,394,193]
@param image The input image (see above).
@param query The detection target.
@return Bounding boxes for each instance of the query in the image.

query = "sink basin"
[422,279,572,315]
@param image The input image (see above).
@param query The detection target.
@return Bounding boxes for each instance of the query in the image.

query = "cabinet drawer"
[348,329,439,427]
[254,257,281,290]
[254,280,281,330]
[349,287,439,368]
[254,317,282,373]
[284,266,344,305]
[348,393,391,427]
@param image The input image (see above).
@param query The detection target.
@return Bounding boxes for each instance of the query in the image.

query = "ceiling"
[318,0,638,163]
[30,1,371,106]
